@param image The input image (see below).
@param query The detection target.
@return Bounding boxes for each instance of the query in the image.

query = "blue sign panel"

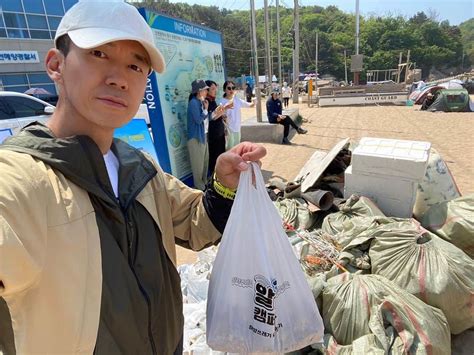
[139,9,226,184]
[114,119,159,163]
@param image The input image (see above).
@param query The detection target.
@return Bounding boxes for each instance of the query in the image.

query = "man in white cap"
[0,1,265,354]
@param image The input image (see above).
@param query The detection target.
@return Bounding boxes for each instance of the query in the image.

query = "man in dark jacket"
[266,89,307,144]
[0,1,266,354]
[245,82,253,102]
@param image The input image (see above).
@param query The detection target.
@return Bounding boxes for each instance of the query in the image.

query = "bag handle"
[236,162,266,197]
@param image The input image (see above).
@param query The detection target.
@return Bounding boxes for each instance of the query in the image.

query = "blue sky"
[167,0,473,25]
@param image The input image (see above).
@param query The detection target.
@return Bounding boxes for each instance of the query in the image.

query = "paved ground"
[177,100,474,265]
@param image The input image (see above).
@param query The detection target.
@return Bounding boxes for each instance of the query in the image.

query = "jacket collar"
[1,122,157,209]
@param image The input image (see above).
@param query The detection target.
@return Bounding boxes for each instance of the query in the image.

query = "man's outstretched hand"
[214,142,267,189]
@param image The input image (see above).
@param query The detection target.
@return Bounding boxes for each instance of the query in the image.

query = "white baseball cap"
[55,0,165,73]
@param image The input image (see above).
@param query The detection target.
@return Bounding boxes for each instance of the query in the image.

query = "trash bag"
[321,195,385,238]
[421,194,474,258]
[206,163,324,353]
[274,197,317,230]
[413,148,461,219]
[369,219,474,334]
[322,274,451,354]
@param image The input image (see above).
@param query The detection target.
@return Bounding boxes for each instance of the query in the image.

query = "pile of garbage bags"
[177,145,473,354]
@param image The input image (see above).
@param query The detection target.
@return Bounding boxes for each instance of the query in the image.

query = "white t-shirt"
[103,150,119,198]
[219,97,252,133]
[281,86,292,98]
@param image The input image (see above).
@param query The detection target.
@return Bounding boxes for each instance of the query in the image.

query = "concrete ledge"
[241,108,299,144]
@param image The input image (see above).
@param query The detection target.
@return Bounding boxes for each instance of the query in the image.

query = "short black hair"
[223,80,236,98]
[205,80,217,87]
[56,34,72,56]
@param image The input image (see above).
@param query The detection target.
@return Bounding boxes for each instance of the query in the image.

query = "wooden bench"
[241,108,300,144]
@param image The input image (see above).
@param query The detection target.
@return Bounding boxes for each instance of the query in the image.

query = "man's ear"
[45,48,64,84]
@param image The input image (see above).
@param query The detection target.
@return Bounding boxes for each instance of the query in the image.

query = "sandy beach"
[177,101,473,264]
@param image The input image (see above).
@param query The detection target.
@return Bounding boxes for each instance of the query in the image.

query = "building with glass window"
[0,0,78,94]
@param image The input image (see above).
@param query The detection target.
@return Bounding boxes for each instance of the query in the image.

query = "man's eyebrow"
[104,43,151,66]
[133,52,151,67]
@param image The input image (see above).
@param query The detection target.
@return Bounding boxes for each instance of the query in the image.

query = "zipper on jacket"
[122,189,157,355]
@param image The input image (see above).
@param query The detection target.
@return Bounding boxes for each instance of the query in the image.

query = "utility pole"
[344,49,348,84]
[315,31,319,92]
[264,0,272,90]
[354,0,360,85]
[250,0,262,122]
[292,0,299,104]
[276,0,282,88]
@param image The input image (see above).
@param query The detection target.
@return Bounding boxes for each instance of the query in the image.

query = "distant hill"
[133,2,470,80]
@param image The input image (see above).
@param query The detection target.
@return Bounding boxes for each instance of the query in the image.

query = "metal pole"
[292,0,299,104]
[344,49,348,84]
[354,0,360,85]
[264,0,272,90]
[250,0,262,122]
[276,0,282,89]
[355,0,360,55]
[315,31,319,92]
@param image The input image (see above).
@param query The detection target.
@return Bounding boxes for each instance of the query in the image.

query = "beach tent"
[439,79,464,89]
[427,89,472,112]
[414,85,443,104]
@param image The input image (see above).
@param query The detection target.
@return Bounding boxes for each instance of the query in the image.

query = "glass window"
[31,83,57,95]
[6,28,28,38]
[0,0,23,12]
[0,13,5,27]
[22,0,45,14]
[27,14,48,29]
[2,96,47,118]
[3,12,27,28]
[47,16,61,30]
[44,0,64,16]
[28,73,51,84]
[0,29,6,38]
[1,74,28,86]
[29,30,50,39]
[3,12,26,28]
[63,0,77,12]
[0,97,15,120]
[3,85,29,93]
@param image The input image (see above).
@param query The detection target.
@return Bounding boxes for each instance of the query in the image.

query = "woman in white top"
[220,80,255,150]
[281,81,292,108]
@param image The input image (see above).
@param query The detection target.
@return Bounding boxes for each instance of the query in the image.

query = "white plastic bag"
[206,163,324,353]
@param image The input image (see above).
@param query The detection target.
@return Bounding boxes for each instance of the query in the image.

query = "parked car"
[0,91,55,142]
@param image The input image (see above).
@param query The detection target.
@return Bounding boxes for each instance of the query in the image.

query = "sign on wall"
[0,51,40,64]
[139,9,226,183]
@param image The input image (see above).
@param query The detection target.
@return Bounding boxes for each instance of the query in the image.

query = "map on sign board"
[139,9,226,182]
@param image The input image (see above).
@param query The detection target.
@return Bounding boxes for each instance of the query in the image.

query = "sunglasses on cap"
[226,86,236,90]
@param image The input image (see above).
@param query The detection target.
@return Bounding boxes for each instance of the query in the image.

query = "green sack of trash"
[322,195,385,239]
[421,194,474,259]
[368,219,474,334]
[274,197,317,230]
[322,274,451,354]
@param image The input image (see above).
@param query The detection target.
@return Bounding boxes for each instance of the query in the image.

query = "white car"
[0,91,55,142]
[0,91,151,143]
